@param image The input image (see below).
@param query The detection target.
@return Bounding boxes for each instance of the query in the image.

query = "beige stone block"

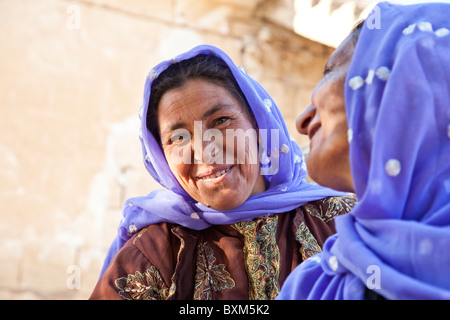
[157,27,206,59]
[20,241,77,299]
[0,240,23,289]
[200,33,244,65]
[174,0,236,34]
[81,0,174,22]
[217,0,261,10]
[71,246,106,299]
[0,289,15,300]
[255,0,295,31]
[229,18,261,39]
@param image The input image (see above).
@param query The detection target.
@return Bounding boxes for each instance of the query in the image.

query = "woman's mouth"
[196,167,232,181]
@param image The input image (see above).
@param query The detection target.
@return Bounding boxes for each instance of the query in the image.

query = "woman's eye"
[172,134,184,142]
[214,117,229,126]
[169,129,190,145]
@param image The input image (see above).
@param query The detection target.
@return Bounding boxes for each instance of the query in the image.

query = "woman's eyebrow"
[323,46,353,76]
[159,104,233,138]
[160,121,188,139]
[323,56,341,75]
[201,103,232,119]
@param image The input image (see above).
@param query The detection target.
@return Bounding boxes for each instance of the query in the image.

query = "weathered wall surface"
[0,0,341,299]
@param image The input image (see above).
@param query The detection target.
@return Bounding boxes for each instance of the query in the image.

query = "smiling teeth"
[200,168,230,180]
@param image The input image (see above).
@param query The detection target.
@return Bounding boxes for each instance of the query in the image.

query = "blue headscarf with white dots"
[99,45,345,276]
[278,2,450,300]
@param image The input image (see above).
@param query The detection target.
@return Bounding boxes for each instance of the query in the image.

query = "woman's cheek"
[164,145,192,182]
[165,143,192,166]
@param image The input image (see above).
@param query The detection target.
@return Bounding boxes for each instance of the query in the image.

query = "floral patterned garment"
[90,196,356,300]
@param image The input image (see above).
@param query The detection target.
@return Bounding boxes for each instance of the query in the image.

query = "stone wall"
[294,0,376,47]
[0,0,334,299]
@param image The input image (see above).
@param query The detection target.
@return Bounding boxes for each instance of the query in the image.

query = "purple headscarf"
[99,45,345,276]
[277,2,450,300]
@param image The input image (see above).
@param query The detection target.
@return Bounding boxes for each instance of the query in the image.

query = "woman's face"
[296,35,356,192]
[157,78,266,210]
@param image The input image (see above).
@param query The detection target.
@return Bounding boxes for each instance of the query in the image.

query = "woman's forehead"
[158,80,245,119]
[325,35,356,71]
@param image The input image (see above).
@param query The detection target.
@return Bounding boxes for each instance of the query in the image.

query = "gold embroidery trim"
[304,196,356,223]
[233,215,280,300]
[295,221,322,261]
[194,242,235,300]
[115,266,169,300]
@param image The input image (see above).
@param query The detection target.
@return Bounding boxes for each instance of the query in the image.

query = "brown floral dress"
[90,196,355,300]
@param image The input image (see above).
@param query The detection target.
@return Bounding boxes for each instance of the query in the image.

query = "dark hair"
[350,19,365,42]
[146,54,252,142]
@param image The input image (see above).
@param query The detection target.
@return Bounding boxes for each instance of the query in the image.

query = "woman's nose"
[192,128,224,164]
[296,105,316,136]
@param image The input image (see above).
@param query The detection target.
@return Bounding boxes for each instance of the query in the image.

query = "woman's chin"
[202,193,246,211]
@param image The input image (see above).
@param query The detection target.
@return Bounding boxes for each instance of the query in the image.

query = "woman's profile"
[278,2,450,300]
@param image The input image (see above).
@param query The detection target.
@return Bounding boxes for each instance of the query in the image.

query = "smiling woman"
[278,2,450,300]
[157,79,264,210]
[295,21,363,192]
[90,45,356,300]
